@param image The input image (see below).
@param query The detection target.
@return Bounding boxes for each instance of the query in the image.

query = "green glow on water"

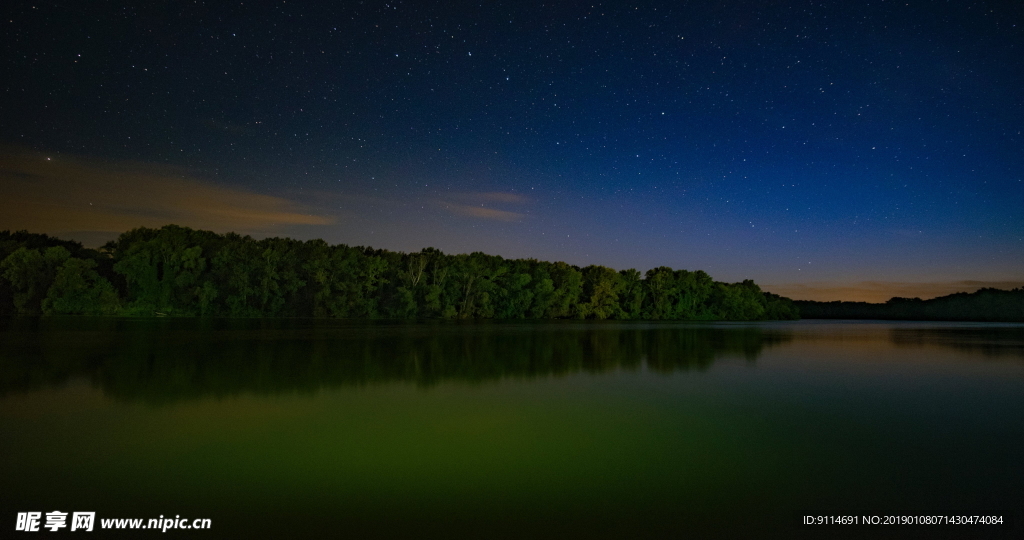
[2,320,1022,538]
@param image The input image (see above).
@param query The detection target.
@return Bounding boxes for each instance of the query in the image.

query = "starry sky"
[2,0,1022,301]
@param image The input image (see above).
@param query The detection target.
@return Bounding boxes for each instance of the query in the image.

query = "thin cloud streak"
[0,148,333,238]
[441,202,526,222]
[470,192,530,204]
[435,191,530,222]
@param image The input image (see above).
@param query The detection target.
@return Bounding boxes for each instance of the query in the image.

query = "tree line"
[1,225,799,320]
[795,288,1024,322]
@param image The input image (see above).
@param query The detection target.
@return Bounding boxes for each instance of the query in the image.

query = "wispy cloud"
[0,148,333,240]
[471,192,530,204]
[764,280,1024,303]
[443,203,526,222]
[437,191,529,222]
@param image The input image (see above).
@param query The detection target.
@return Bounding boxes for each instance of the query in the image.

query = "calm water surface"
[1,318,1022,538]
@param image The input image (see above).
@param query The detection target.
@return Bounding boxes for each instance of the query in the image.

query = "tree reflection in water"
[0,318,792,404]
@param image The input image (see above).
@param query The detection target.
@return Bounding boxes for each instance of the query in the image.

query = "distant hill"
[796,288,1024,322]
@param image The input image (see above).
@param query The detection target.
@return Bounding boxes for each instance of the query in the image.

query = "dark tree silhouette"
[1,225,804,321]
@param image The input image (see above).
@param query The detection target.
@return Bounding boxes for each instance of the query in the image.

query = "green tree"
[108,226,215,315]
[544,261,583,318]
[210,235,306,317]
[42,258,120,315]
[642,266,677,320]
[452,252,505,318]
[494,269,534,319]
[676,270,715,319]
[528,262,556,318]
[581,265,624,319]
[618,269,645,319]
[710,280,766,321]
[0,246,71,314]
[302,243,388,318]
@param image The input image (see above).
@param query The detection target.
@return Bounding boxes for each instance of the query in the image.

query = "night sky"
[2,0,1022,301]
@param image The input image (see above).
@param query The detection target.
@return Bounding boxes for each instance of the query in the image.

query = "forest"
[0,225,799,321]
[796,289,1024,322]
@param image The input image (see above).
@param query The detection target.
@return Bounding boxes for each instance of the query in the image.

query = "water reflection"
[889,325,1024,358]
[0,318,791,404]
[3,318,1022,405]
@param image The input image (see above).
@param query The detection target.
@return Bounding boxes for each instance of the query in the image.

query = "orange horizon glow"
[763,280,1024,303]
[0,147,333,238]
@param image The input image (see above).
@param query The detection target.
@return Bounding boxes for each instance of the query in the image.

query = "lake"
[1,318,1021,538]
